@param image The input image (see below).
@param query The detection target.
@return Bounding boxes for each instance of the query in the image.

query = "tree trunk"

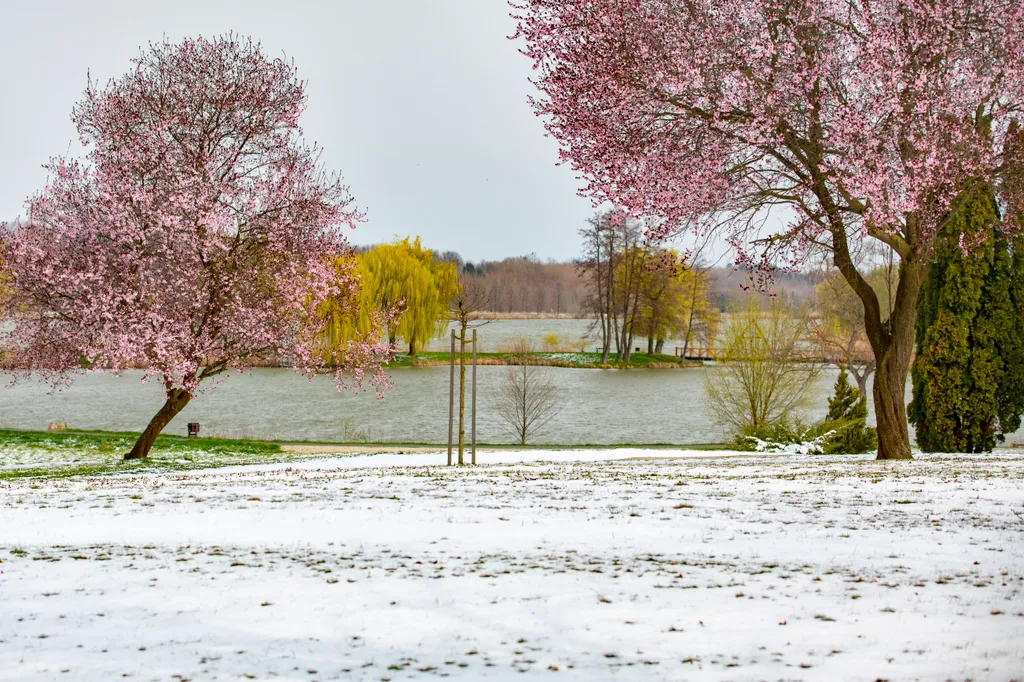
[830,220,928,460]
[611,301,622,360]
[599,324,607,361]
[599,311,609,362]
[124,388,192,460]
[863,258,927,460]
[681,308,695,358]
[647,335,654,355]
[873,346,913,459]
[849,363,872,399]
[655,338,665,354]
[518,365,528,445]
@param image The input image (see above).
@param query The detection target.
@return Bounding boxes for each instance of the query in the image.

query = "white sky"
[0,0,597,262]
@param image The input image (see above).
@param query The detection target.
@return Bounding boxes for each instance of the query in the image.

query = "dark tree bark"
[872,347,913,459]
[870,257,927,459]
[837,241,927,460]
[124,387,193,460]
[577,213,614,362]
[848,361,873,399]
[809,150,928,461]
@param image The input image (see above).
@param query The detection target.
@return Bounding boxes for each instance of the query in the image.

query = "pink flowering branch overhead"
[1,35,392,458]
[513,0,1024,459]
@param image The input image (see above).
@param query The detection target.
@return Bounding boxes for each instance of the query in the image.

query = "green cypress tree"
[909,187,1024,452]
[827,368,859,421]
[822,368,877,454]
[994,234,1024,438]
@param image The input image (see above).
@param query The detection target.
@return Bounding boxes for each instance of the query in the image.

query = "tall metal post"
[471,328,477,465]
[458,330,467,465]
[447,330,455,466]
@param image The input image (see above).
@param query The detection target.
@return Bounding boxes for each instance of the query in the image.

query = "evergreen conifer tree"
[909,187,1024,452]
[827,368,859,420]
[822,368,877,454]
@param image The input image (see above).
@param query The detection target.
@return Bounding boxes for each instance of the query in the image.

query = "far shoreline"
[388,351,699,369]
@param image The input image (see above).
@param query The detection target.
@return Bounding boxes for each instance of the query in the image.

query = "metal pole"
[458,330,467,465]
[472,328,477,465]
[447,330,455,466]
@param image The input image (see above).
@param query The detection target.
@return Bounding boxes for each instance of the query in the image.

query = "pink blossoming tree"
[514,0,1024,459]
[1,35,392,459]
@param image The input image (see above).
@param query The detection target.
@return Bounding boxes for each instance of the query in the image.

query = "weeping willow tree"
[320,237,457,356]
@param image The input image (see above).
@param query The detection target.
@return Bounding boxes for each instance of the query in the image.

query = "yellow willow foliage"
[620,248,710,344]
[316,252,366,358]
[677,268,717,349]
[320,237,457,355]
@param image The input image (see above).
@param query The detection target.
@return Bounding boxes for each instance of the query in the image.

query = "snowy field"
[1,449,1023,681]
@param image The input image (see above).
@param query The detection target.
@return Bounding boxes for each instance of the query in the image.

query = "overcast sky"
[0,0,600,262]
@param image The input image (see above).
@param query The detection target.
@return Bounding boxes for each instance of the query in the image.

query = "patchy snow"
[1,450,1023,681]
[207,447,753,474]
[743,432,835,455]
[0,440,123,470]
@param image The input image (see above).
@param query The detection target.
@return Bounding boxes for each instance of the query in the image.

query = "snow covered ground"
[1,449,1022,681]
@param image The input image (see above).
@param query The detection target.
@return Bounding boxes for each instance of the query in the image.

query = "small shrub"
[734,420,801,450]
[820,369,877,454]
[540,333,587,353]
[734,419,835,454]
[819,418,877,454]
[497,336,535,354]
[731,372,878,455]
[703,298,821,434]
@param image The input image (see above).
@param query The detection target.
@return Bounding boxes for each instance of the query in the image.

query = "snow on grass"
[0,435,308,478]
[0,441,206,471]
[1,451,1023,681]
[542,352,594,365]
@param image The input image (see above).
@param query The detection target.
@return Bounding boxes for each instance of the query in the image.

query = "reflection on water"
[1,364,982,446]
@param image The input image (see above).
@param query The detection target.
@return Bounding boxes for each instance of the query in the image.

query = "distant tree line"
[436,251,587,315]
[430,247,820,317]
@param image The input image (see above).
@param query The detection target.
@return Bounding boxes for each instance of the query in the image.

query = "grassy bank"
[388,351,695,369]
[0,428,287,480]
[0,428,727,480]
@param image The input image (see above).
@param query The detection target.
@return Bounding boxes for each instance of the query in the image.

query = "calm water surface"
[3,319,1020,446]
[0,365,936,445]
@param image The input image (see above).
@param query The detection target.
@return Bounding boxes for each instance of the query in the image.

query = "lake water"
[2,319,1020,446]
[0,365,978,446]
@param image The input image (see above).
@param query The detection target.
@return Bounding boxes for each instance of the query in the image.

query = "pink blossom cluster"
[1,35,392,396]
[512,0,1024,270]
